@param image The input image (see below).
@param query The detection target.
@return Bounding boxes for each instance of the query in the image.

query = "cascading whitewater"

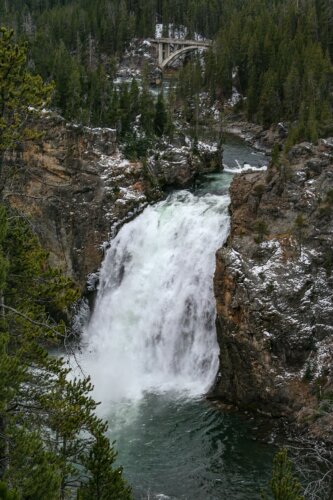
[81,190,230,405]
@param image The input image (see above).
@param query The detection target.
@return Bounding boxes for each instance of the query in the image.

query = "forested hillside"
[206,0,333,146]
[0,0,332,146]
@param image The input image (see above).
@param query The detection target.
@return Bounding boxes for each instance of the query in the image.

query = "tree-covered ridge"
[1,0,332,143]
[205,0,333,144]
[0,28,131,499]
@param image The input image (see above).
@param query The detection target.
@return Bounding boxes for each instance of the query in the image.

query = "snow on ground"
[155,23,206,41]
[198,141,219,153]
[226,87,242,107]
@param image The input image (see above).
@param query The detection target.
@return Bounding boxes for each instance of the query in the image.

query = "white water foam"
[223,159,267,173]
[80,190,230,407]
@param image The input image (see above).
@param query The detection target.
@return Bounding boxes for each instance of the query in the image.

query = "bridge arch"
[149,38,212,70]
[160,45,209,69]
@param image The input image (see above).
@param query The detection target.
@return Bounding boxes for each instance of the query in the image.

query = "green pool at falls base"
[108,394,276,500]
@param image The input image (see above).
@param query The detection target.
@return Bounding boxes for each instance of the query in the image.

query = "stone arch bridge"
[149,38,212,69]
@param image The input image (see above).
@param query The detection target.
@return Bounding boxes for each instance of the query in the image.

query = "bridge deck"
[149,38,211,47]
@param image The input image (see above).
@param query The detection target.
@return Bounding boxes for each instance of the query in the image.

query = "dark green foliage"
[294,213,307,243]
[261,448,304,500]
[0,210,132,498]
[0,28,131,499]
[123,134,152,160]
[139,77,155,137]
[0,0,222,128]
[294,214,306,229]
[119,79,172,159]
[78,433,132,500]
[176,59,203,127]
[303,363,315,382]
[271,144,281,168]
[154,92,168,137]
[0,482,19,499]
[1,0,331,145]
[4,215,79,316]
[0,27,53,152]
[204,0,333,140]
[254,219,269,243]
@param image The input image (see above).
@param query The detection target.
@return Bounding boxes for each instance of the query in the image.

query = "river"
[78,135,276,499]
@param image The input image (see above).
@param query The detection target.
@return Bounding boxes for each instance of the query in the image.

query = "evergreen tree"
[154,92,167,136]
[259,70,281,128]
[0,482,19,499]
[78,433,132,500]
[262,449,304,500]
[139,79,155,136]
[0,27,53,155]
[284,66,301,120]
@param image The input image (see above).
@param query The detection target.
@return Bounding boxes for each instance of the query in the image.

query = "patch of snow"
[300,249,311,265]
[251,241,282,278]
[312,341,333,378]
[260,240,280,251]
[155,23,206,41]
[119,186,145,202]
[86,271,100,291]
[197,141,218,153]
[226,87,242,107]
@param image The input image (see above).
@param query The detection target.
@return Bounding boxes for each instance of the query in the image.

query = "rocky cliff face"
[214,139,333,441]
[4,114,149,290]
[4,112,220,290]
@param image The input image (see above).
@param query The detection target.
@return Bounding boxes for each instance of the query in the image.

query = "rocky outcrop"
[213,139,333,441]
[148,139,222,187]
[4,112,220,290]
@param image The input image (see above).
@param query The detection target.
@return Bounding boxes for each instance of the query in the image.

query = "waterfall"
[81,189,230,406]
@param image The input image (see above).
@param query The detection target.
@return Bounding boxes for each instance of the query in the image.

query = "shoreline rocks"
[224,116,288,152]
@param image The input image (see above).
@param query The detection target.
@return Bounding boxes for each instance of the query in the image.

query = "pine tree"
[129,78,140,122]
[259,70,281,128]
[0,27,53,155]
[154,92,167,136]
[140,79,155,136]
[284,66,301,120]
[0,482,19,499]
[0,210,132,499]
[78,433,132,500]
[261,449,304,500]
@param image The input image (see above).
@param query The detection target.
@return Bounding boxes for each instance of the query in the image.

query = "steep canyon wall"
[214,140,333,440]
